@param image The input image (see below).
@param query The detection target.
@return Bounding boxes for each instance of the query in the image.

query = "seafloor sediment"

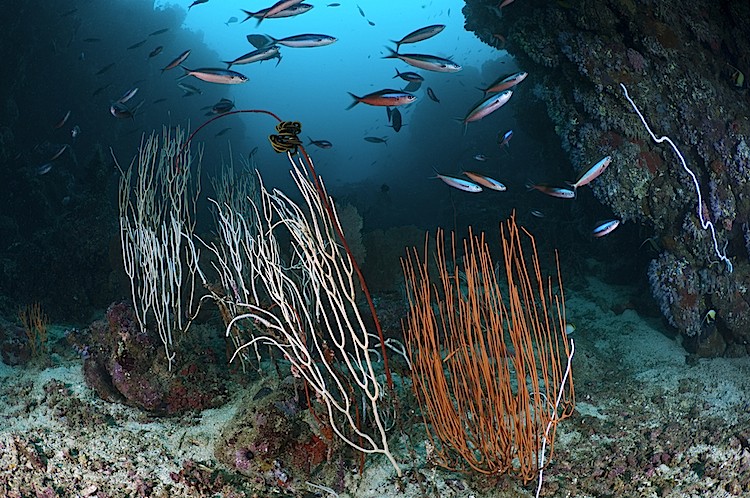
[1,263,749,497]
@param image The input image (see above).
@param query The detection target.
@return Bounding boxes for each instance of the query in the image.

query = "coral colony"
[620,83,733,273]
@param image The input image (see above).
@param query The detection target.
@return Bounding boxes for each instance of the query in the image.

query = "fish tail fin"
[475,86,488,95]
[176,66,190,81]
[450,117,468,135]
[346,93,361,110]
[255,15,265,28]
[430,167,441,179]
[240,10,255,23]
[223,61,233,69]
[525,180,537,192]
[393,68,401,78]
[568,183,578,199]
[383,46,399,59]
[389,40,401,52]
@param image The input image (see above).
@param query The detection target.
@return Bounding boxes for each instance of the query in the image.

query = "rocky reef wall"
[464,0,750,355]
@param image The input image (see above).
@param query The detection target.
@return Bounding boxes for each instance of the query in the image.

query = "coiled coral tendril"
[269,121,303,154]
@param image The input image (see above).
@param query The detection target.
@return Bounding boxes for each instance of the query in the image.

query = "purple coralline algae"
[81,301,227,415]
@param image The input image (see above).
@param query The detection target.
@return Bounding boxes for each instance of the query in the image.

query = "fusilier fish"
[148,46,163,58]
[96,63,115,75]
[127,39,148,50]
[188,0,208,10]
[479,71,528,95]
[568,155,611,192]
[54,110,71,129]
[393,68,424,82]
[116,87,139,104]
[433,169,482,192]
[177,82,202,95]
[389,108,403,132]
[460,90,513,125]
[210,98,235,114]
[180,66,248,84]
[266,33,337,48]
[385,48,461,73]
[241,3,313,23]
[308,137,333,149]
[364,136,388,145]
[526,182,575,199]
[391,24,445,51]
[224,46,281,68]
[498,129,513,148]
[161,49,191,73]
[463,171,506,191]
[347,89,416,109]
[254,0,305,25]
[110,101,136,119]
[36,163,53,175]
[592,219,620,238]
[49,144,69,161]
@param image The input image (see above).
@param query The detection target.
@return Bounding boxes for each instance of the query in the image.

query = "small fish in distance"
[241,3,313,23]
[188,0,208,10]
[479,71,527,95]
[127,39,148,50]
[592,219,620,238]
[393,68,423,82]
[388,108,403,132]
[498,129,513,148]
[255,0,305,26]
[161,49,191,73]
[391,24,445,51]
[180,67,248,84]
[526,182,575,199]
[364,136,388,145]
[224,46,281,68]
[308,137,333,149]
[148,46,163,59]
[384,48,461,73]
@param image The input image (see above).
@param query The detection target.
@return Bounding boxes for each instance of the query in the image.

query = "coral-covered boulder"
[81,301,227,415]
[215,380,334,493]
[0,319,31,366]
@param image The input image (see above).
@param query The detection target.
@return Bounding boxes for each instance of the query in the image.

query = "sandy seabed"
[2,266,749,497]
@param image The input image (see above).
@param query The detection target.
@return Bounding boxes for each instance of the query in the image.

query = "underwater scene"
[1,0,750,496]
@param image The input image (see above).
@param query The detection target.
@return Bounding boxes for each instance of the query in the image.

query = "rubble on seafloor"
[2,270,750,496]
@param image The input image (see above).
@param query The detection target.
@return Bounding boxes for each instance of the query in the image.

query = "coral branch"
[620,83,733,272]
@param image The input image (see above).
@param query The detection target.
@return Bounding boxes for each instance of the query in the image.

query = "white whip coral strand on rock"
[620,83,733,273]
[215,152,400,475]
